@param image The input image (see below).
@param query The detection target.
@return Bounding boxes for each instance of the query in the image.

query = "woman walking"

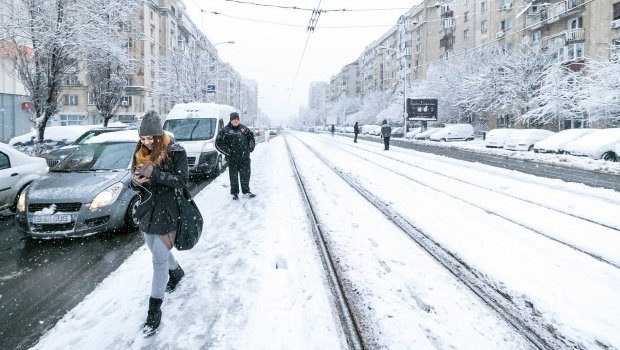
[130,111,189,336]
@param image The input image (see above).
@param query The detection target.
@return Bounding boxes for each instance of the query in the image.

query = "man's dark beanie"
[139,111,163,136]
[230,112,240,121]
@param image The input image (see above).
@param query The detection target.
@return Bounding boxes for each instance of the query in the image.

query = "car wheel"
[124,195,140,229]
[528,145,534,151]
[602,151,618,162]
[9,184,29,213]
[212,156,223,177]
[440,138,446,142]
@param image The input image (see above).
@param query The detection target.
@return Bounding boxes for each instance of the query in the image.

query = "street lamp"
[212,41,235,103]
[377,46,407,132]
[214,40,235,46]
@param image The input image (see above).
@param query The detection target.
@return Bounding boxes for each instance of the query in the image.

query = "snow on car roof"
[85,130,174,144]
[85,129,139,144]
[8,125,97,146]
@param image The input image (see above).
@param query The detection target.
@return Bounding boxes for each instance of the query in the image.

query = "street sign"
[206,84,215,93]
[406,98,438,121]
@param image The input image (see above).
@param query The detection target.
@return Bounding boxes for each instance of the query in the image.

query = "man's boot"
[143,297,163,337]
[166,265,185,293]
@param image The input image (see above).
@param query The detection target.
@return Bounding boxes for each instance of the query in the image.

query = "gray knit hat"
[139,111,163,136]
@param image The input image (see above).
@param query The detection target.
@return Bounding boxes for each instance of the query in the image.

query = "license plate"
[32,214,72,224]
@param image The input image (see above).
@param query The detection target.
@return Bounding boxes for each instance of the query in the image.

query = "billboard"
[406,98,438,121]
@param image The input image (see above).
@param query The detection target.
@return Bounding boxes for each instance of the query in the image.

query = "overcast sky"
[184,0,420,124]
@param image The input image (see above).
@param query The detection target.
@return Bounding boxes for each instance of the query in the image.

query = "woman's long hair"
[131,134,170,171]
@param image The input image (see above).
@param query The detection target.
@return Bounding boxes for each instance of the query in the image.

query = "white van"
[429,124,474,142]
[163,102,236,176]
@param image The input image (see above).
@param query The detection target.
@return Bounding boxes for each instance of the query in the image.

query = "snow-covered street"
[31,132,620,350]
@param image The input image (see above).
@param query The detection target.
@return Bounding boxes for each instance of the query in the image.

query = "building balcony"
[565,28,585,42]
[441,10,454,18]
[526,0,585,29]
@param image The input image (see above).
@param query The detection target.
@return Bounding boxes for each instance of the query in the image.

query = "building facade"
[313,0,619,128]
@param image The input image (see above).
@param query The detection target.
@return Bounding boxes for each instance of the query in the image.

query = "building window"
[532,31,541,42]
[568,16,583,29]
[88,91,95,105]
[64,95,78,106]
[501,18,513,31]
[480,2,486,13]
[464,11,469,22]
[120,96,133,107]
[64,75,78,86]
[566,43,584,60]
[124,76,133,86]
[464,29,470,38]
[614,2,620,20]
[481,20,488,33]
[60,115,84,126]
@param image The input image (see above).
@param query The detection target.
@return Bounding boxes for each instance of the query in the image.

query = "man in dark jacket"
[381,119,392,151]
[215,112,256,200]
[353,121,359,143]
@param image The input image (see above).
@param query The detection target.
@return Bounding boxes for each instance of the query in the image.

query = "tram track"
[285,140,366,350]
[310,134,620,270]
[286,133,582,350]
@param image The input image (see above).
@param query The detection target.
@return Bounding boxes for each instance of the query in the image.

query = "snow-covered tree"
[154,42,216,104]
[0,0,140,152]
[518,61,585,128]
[85,2,140,127]
[579,56,620,125]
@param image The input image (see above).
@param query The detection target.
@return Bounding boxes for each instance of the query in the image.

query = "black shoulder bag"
[174,188,203,250]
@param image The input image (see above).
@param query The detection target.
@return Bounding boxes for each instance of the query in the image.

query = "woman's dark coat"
[130,139,189,235]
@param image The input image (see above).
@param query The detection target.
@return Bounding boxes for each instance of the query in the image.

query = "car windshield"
[163,118,216,141]
[53,142,134,172]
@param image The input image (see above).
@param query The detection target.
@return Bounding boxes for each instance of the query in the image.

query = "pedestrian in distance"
[381,119,392,151]
[130,111,189,337]
[331,124,335,136]
[353,121,359,143]
[215,112,256,200]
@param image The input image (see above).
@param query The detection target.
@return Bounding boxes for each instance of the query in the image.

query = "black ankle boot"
[142,297,163,337]
[165,265,185,293]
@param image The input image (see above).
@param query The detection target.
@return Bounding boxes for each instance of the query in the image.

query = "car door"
[0,150,20,208]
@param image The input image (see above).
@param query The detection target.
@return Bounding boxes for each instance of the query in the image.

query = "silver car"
[15,130,140,238]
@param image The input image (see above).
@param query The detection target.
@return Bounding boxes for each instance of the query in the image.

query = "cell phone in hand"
[134,161,153,177]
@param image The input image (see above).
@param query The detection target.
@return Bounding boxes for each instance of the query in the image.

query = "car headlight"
[202,140,215,152]
[90,182,124,210]
[17,192,26,212]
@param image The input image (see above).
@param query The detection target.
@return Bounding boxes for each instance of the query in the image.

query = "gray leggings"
[143,232,179,299]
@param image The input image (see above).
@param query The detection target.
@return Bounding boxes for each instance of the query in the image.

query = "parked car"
[368,126,383,136]
[484,128,514,148]
[361,124,381,134]
[39,126,129,168]
[164,102,233,177]
[391,127,405,138]
[413,127,443,140]
[405,127,422,139]
[533,128,596,154]
[15,130,141,238]
[429,124,475,142]
[0,143,48,212]
[9,125,97,154]
[563,128,620,161]
[503,129,555,151]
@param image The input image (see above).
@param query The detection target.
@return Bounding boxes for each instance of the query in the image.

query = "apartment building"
[51,0,255,127]
[0,43,30,142]
[315,0,618,126]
